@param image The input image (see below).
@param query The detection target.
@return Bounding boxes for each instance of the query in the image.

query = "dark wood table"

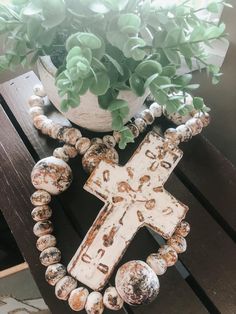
[0,71,235,314]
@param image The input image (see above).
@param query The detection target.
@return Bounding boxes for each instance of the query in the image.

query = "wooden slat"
[0,72,208,313]
[0,106,84,313]
[179,136,236,233]
[165,173,236,314]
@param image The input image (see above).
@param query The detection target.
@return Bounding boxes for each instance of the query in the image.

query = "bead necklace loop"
[29,84,208,312]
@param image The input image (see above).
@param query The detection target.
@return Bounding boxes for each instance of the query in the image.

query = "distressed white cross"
[68,132,188,290]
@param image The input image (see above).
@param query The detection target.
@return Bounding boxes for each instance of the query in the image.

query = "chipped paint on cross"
[68,132,188,290]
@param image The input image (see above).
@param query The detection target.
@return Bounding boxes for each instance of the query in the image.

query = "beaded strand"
[29,84,208,312]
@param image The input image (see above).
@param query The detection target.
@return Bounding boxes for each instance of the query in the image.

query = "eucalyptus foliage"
[0,0,231,148]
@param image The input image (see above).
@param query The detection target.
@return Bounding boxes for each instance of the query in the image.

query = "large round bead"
[115,260,160,306]
[103,287,124,310]
[85,291,104,314]
[82,144,119,174]
[68,287,89,311]
[31,157,72,195]
[45,263,66,286]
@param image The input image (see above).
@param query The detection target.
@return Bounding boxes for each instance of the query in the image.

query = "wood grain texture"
[0,72,208,313]
[179,136,236,233]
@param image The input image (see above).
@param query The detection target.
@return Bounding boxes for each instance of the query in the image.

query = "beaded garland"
[29,84,209,312]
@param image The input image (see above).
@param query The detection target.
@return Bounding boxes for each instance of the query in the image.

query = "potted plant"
[0,0,230,148]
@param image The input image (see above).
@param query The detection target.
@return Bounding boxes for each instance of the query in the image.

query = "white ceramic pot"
[37,56,148,132]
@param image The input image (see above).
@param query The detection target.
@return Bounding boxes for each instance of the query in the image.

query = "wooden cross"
[68,132,188,290]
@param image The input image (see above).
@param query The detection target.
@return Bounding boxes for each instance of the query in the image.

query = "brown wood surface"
[0,71,236,313]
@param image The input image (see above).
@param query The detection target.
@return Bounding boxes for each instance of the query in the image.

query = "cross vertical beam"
[68,132,188,290]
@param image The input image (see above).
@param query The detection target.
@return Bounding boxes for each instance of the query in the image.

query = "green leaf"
[193,97,204,110]
[150,84,167,105]
[123,37,146,61]
[98,88,118,109]
[112,114,124,130]
[129,73,145,96]
[207,2,222,13]
[60,99,70,112]
[163,48,181,65]
[119,127,134,149]
[108,99,129,112]
[22,2,42,16]
[144,73,159,89]
[185,84,200,90]
[77,32,102,49]
[135,60,162,79]
[42,0,66,29]
[104,53,124,75]
[161,65,176,77]
[118,13,141,34]
[90,72,110,95]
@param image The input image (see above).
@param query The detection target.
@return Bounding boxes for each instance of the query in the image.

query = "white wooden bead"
[164,128,180,145]
[146,253,167,275]
[82,144,119,174]
[29,106,44,119]
[176,124,192,142]
[185,117,203,136]
[158,245,178,267]
[31,157,72,195]
[140,109,155,125]
[85,291,104,314]
[175,221,190,237]
[68,287,89,311]
[53,147,69,162]
[45,263,66,286]
[103,287,124,310]
[149,102,162,118]
[63,144,78,158]
[103,135,116,148]
[33,220,53,237]
[134,117,147,133]
[36,234,57,251]
[31,205,52,221]
[194,112,210,127]
[33,115,48,129]
[167,234,187,253]
[128,123,139,138]
[40,119,54,135]
[49,124,62,139]
[33,84,47,97]
[28,95,44,107]
[55,276,77,300]
[115,260,160,306]
[91,137,103,146]
[30,190,51,206]
[75,137,91,155]
[113,131,121,143]
[62,128,82,145]
[39,247,61,266]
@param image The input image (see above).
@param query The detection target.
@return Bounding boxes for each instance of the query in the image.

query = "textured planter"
[37,56,148,132]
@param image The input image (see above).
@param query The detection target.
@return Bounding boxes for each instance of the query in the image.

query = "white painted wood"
[68,132,188,290]
[37,57,148,132]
